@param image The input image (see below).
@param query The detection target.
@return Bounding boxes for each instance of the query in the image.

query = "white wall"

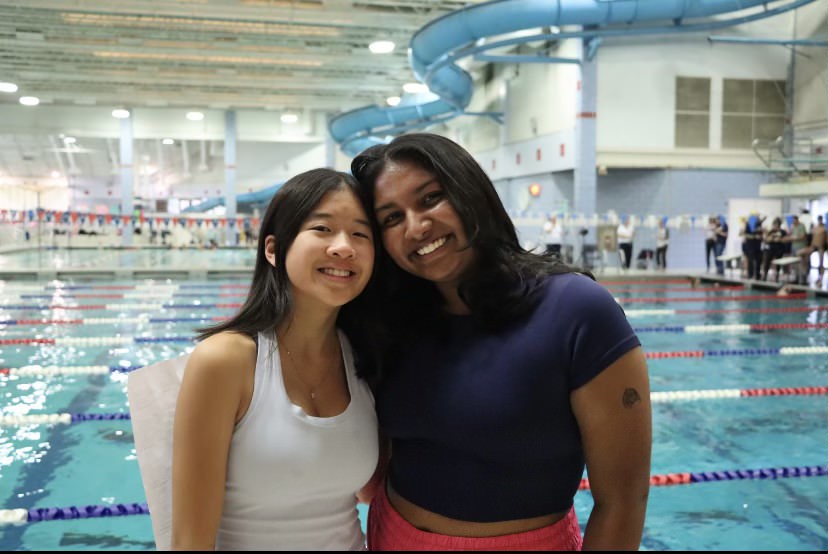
[504,39,579,142]
[596,35,790,168]
[449,10,823,172]
[473,130,576,181]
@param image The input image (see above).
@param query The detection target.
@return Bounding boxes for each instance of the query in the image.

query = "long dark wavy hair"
[196,167,384,386]
[351,133,591,336]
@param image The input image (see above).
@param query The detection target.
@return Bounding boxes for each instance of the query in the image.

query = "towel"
[127,355,189,551]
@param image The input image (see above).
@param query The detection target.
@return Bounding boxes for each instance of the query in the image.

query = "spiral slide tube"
[329,0,817,156]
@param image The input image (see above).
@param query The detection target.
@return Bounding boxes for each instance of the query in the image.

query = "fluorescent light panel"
[369,40,395,54]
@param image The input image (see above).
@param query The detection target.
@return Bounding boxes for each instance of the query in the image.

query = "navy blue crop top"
[375,272,640,522]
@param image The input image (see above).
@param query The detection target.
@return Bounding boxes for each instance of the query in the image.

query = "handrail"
[752,139,772,169]
[752,136,827,179]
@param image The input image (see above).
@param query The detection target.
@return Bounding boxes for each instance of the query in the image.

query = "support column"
[573,36,598,267]
[782,29,796,161]
[325,113,337,168]
[119,114,134,246]
[224,110,238,246]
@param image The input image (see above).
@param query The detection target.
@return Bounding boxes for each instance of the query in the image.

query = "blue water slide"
[183,181,284,213]
[330,0,816,156]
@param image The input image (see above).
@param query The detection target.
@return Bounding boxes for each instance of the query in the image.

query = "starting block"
[772,256,801,283]
[716,253,742,277]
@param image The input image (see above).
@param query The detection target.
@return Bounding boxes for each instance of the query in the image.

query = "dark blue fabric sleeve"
[559,275,641,390]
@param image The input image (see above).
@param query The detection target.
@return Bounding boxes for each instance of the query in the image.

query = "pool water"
[0,247,256,271]
[0,276,826,550]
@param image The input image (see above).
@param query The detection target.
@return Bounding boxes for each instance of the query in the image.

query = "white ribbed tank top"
[215,329,378,551]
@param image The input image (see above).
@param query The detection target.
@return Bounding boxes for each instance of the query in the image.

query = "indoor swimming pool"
[0,247,257,275]
[0,275,825,550]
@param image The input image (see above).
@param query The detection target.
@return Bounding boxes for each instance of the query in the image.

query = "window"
[675,77,711,148]
[722,79,786,149]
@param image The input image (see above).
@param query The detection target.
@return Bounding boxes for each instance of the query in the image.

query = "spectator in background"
[742,214,765,280]
[540,214,564,257]
[705,216,717,272]
[800,210,813,247]
[786,215,807,253]
[714,215,728,276]
[797,214,827,281]
[617,216,634,270]
[655,217,669,270]
[243,217,255,246]
[761,217,788,281]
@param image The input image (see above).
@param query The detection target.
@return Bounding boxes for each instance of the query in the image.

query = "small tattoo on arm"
[622,388,642,408]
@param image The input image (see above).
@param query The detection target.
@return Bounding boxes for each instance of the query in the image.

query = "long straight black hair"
[196,167,384,385]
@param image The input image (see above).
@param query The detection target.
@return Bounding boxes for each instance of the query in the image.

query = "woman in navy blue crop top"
[352,133,652,551]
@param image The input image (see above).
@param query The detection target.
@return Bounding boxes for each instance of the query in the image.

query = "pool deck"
[0,245,825,297]
[596,269,827,298]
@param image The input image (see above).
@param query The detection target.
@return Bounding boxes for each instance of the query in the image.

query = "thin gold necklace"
[279,338,340,400]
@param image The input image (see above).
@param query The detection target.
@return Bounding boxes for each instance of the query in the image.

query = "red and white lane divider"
[0,302,243,310]
[0,365,112,376]
[617,293,807,304]
[633,322,828,334]
[0,333,199,346]
[645,346,828,358]
[0,316,152,326]
[625,305,828,317]
[0,387,823,427]
[4,292,246,300]
[0,316,229,327]
[0,283,249,292]
[599,279,692,285]
[607,285,745,293]
[651,386,827,402]
[2,337,827,357]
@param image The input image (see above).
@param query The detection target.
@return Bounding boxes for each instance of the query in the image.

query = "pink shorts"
[367,484,583,551]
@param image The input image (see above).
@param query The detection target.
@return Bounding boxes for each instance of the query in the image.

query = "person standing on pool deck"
[705,216,718,272]
[169,168,384,550]
[352,133,652,551]
[714,216,729,276]
[541,213,565,257]
[616,216,635,270]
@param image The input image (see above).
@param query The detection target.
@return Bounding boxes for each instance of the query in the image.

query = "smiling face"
[373,159,476,299]
[266,186,374,314]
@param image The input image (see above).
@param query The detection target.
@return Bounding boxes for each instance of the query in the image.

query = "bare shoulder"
[184,331,257,386]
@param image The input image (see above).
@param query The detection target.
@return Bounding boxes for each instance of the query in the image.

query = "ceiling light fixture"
[369,40,395,54]
[280,113,298,124]
[0,82,18,93]
[19,96,39,106]
[186,111,204,121]
[162,138,175,145]
[402,82,429,94]
[386,96,401,107]
[63,136,77,144]
[111,108,130,119]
